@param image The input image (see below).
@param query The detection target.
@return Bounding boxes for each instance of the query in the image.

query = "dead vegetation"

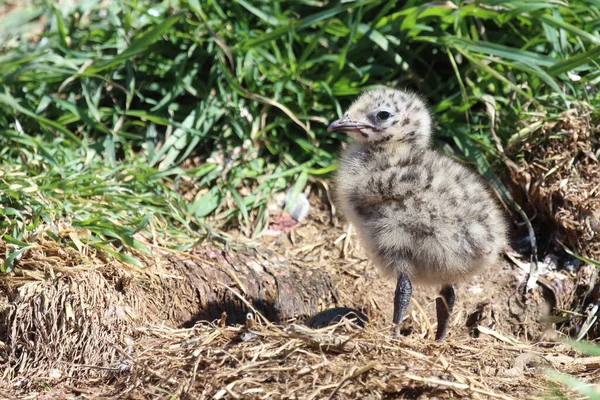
[503,108,600,340]
[44,319,598,400]
[0,224,337,392]
[1,199,599,399]
[3,310,599,399]
[507,107,600,261]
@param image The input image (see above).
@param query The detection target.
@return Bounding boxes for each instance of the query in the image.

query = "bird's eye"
[377,111,391,121]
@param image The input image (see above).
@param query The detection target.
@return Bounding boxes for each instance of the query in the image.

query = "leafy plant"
[1,0,599,261]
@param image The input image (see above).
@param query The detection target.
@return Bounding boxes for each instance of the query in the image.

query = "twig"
[410,297,434,337]
[483,95,538,292]
[112,345,179,385]
[404,373,515,400]
[327,362,380,400]
[217,281,273,327]
[343,223,353,258]
[66,362,129,372]
[576,301,599,341]
[286,324,358,353]
[477,326,521,346]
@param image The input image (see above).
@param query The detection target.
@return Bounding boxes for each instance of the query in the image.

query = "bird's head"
[327,88,431,147]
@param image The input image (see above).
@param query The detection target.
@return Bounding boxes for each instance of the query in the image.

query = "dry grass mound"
[507,108,600,261]
[0,226,337,391]
[0,236,140,384]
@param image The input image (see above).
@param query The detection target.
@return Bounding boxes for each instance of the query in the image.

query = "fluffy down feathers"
[331,88,507,285]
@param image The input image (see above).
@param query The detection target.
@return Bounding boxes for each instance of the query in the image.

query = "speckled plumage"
[329,87,507,340]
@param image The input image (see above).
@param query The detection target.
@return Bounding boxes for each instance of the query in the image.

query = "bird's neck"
[365,141,424,158]
[347,141,426,169]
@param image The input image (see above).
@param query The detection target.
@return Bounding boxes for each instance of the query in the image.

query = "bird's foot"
[434,284,455,341]
[392,272,412,338]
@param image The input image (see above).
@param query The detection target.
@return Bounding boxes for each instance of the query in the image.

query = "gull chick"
[329,88,507,341]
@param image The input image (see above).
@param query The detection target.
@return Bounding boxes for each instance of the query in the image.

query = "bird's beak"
[327,118,374,134]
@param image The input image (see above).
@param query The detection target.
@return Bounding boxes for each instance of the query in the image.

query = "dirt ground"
[1,192,599,400]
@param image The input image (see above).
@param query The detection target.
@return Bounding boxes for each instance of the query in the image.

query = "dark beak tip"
[327,118,345,133]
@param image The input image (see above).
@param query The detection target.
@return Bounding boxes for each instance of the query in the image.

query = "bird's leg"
[392,272,412,336]
[435,284,455,341]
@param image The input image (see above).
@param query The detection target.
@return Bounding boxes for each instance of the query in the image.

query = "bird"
[328,87,507,341]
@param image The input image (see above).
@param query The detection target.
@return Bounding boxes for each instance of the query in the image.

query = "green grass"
[0,129,204,270]
[1,0,599,267]
[547,340,600,399]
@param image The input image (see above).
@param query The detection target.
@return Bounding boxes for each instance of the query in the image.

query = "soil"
[1,193,597,400]
[255,193,553,344]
